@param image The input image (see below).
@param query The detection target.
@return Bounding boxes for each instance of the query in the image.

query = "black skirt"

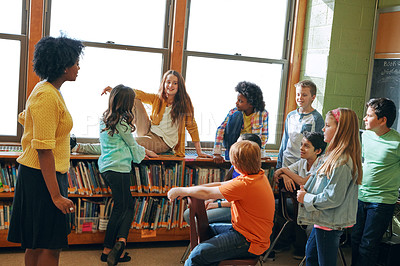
[7,164,71,249]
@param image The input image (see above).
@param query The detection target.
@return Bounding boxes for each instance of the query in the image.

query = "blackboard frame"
[366,6,400,132]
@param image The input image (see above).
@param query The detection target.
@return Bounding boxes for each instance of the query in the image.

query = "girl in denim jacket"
[297,108,362,266]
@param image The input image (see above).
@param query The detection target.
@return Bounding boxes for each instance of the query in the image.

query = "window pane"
[0,0,22,34]
[187,0,289,59]
[185,56,283,145]
[50,0,167,47]
[0,39,20,136]
[61,47,163,138]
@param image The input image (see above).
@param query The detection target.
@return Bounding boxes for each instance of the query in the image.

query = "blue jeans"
[183,207,231,225]
[351,200,395,266]
[102,171,134,249]
[305,227,343,266]
[185,223,257,266]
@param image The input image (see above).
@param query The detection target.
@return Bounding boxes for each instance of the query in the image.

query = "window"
[183,0,294,149]
[45,0,173,139]
[0,0,28,141]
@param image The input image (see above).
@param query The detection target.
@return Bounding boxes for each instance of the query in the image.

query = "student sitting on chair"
[271,131,326,260]
[168,140,275,265]
[182,133,263,225]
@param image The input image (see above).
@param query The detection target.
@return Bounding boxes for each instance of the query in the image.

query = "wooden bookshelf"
[0,149,277,247]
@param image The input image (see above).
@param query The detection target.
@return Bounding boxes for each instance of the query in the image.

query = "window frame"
[0,0,29,142]
[182,0,296,150]
[42,0,175,142]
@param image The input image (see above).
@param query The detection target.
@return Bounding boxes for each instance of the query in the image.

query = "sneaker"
[273,244,291,253]
[107,241,126,266]
[100,252,131,263]
[292,249,305,260]
[265,250,275,261]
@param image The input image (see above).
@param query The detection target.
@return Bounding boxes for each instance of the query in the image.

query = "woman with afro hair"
[213,81,269,163]
[8,36,84,266]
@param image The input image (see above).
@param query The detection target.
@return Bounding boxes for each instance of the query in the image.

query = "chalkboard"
[370,58,400,132]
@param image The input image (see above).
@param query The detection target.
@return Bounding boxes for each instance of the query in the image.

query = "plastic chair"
[187,196,260,266]
[262,180,299,262]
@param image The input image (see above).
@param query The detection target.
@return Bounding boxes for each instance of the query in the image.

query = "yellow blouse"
[17,81,73,173]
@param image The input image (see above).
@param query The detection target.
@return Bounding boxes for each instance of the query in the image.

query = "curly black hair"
[235,81,265,112]
[33,36,84,82]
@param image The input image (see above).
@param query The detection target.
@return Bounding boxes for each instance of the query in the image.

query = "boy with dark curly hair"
[213,81,269,162]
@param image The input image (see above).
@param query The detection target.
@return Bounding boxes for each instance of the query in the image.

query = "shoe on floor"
[292,249,305,260]
[266,250,275,261]
[273,244,291,253]
[100,252,131,263]
[107,241,126,266]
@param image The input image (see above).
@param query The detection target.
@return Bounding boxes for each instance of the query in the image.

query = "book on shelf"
[0,203,4,230]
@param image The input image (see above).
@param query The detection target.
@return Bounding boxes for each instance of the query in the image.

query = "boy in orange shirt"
[168,140,275,265]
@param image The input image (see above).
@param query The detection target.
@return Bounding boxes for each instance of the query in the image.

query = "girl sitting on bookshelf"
[73,70,212,158]
[98,85,158,265]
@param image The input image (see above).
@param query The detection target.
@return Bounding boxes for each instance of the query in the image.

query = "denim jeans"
[305,227,343,266]
[351,200,395,266]
[185,223,257,266]
[183,207,231,225]
[102,171,134,249]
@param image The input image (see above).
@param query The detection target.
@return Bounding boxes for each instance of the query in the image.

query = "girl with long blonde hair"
[297,108,362,266]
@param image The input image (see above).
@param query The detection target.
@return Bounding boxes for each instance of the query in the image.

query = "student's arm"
[314,111,325,133]
[117,122,158,162]
[193,141,212,158]
[37,149,75,214]
[277,115,290,169]
[74,143,101,155]
[167,179,233,201]
[168,186,223,201]
[185,115,212,158]
[281,174,297,192]
[301,163,353,212]
[260,110,269,158]
[281,167,309,186]
[213,109,235,163]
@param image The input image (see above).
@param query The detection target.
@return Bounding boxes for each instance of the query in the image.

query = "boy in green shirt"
[351,98,400,266]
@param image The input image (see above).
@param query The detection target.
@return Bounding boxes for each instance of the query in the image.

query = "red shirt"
[219,169,275,255]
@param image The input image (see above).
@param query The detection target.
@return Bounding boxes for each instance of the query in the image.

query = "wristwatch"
[217,199,222,208]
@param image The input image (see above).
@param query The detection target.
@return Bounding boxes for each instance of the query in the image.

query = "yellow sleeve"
[134,89,158,105]
[185,115,200,142]
[18,110,26,126]
[30,91,58,150]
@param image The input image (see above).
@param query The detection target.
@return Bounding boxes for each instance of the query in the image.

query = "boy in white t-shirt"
[271,131,326,260]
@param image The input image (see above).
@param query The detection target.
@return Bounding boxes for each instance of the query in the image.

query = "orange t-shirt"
[219,169,275,255]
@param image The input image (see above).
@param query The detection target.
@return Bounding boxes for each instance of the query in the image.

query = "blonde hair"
[318,108,362,184]
[229,140,261,175]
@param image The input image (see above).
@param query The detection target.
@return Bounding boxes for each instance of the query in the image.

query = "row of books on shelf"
[67,161,185,195]
[67,161,241,196]
[0,161,276,195]
[0,164,17,192]
[0,202,12,229]
[72,196,188,233]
